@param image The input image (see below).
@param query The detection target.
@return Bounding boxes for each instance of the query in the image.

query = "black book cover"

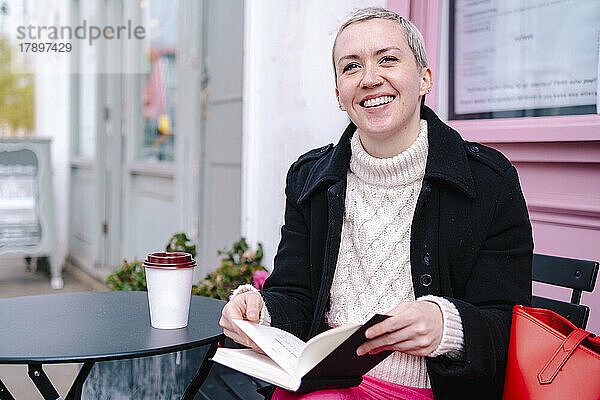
[297,314,392,393]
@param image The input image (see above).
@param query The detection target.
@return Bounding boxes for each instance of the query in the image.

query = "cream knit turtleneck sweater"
[325,120,464,388]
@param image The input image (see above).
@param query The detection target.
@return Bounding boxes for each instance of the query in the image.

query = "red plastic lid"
[146,252,193,264]
[143,252,196,269]
[143,261,196,269]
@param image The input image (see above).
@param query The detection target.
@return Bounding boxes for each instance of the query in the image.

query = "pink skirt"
[271,375,434,400]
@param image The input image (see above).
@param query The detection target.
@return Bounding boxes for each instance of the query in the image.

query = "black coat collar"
[298,106,476,204]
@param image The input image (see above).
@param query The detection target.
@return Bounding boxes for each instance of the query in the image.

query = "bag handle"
[538,328,593,384]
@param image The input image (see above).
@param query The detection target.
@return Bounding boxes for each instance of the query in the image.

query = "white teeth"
[363,96,394,107]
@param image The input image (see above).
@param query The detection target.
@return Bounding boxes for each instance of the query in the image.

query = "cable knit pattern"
[326,120,435,388]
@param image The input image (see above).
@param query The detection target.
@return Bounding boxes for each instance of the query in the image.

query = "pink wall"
[388,0,600,333]
[386,0,410,17]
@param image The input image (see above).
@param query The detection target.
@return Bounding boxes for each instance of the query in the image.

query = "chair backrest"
[532,253,599,329]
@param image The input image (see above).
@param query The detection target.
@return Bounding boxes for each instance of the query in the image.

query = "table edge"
[0,333,225,364]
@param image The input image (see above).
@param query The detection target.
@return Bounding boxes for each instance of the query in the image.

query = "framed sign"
[449,0,600,120]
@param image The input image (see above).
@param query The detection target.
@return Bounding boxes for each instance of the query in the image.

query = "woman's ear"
[335,88,346,111]
[419,67,433,96]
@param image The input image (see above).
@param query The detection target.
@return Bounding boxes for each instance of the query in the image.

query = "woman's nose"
[360,66,383,88]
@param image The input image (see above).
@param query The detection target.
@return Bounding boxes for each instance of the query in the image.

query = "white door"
[196,0,244,276]
[69,0,124,276]
[69,0,106,275]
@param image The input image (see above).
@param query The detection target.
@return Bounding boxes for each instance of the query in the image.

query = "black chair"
[532,253,599,329]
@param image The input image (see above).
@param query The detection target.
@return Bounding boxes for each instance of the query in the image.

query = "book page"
[296,323,361,377]
[233,319,306,377]
[212,348,300,391]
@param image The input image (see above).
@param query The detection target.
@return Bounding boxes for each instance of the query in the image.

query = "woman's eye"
[343,63,360,73]
[380,56,398,64]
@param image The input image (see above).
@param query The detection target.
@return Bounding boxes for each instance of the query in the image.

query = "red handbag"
[503,305,600,400]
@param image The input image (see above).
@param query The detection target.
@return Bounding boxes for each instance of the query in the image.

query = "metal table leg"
[0,379,16,400]
[65,362,95,400]
[182,341,221,400]
[28,363,62,400]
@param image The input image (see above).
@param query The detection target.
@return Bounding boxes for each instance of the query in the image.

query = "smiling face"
[333,18,431,150]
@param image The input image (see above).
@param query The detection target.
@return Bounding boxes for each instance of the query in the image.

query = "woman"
[220,7,533,400]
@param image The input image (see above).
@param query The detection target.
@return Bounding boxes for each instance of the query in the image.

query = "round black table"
[0,291,226,400]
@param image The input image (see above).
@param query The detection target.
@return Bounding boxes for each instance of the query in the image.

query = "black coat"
[261,106,533,399]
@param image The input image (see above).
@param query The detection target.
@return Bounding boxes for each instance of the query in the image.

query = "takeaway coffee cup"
[144,252,196,329]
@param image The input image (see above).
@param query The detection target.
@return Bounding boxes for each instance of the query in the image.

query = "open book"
[211,314,391,392]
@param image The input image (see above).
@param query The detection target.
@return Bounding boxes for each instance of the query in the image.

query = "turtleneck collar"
[349,119,429,187]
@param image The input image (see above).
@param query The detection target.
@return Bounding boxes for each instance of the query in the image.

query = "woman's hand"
[219,291,265,352]
[356,301,443,357]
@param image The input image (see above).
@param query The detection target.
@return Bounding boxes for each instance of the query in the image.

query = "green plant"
[191,237,267,300]
[166,233,196,257]
[106,259,146,291]
[107,234,268,300]
[106,231,197,292]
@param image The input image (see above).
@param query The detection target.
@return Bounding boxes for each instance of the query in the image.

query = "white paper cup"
[144,252,196,329]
